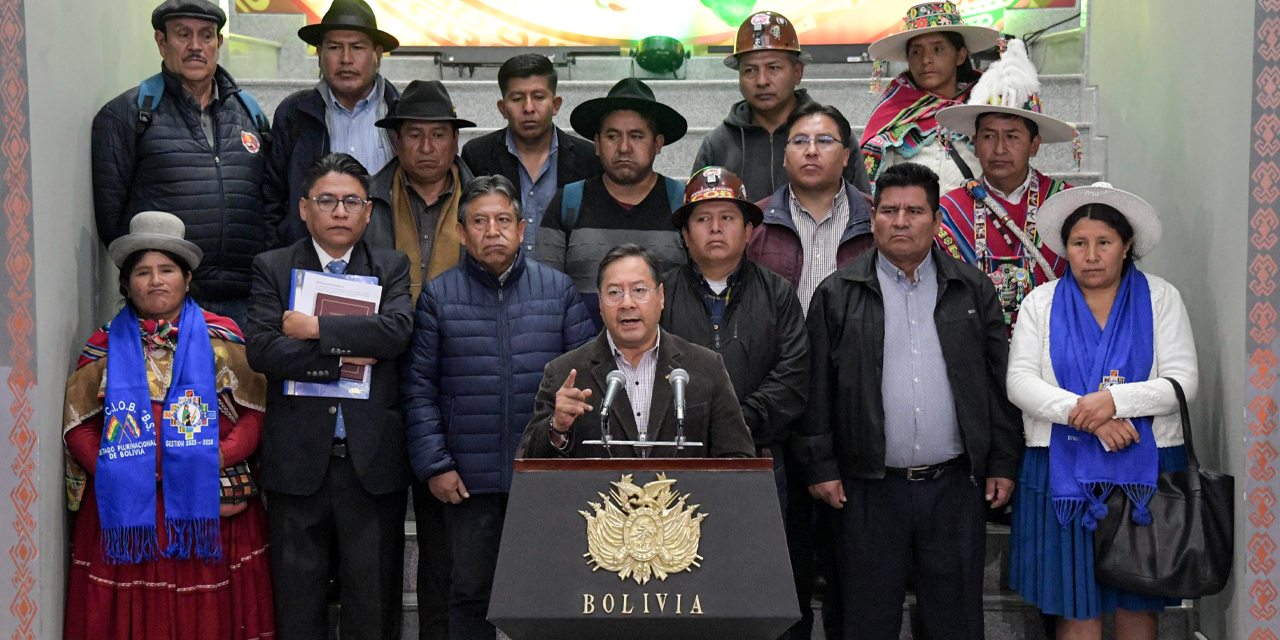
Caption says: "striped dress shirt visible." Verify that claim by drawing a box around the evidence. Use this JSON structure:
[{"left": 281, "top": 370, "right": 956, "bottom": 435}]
[
  {"left": 789, "top": 183, "right": 850, "bottom": 315},
  {"left": 606, "top": 331, "right": 661, "bottom": 441}
]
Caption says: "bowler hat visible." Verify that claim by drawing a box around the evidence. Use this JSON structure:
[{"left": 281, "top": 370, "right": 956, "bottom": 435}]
[
  {"left": 298, "top": 0, "right": 399, "bottom": 52},
  {"left": 375, "top": 80, "right": 476, "bottom": 130},
  {"left": 151, "top": 0, "right": 226, "bottom": 31},
  {"left": 108, "top": 211, "right": 204, "bottom": 271},
  {"left": 570, "top": 78, "right": 687, "bottom": 144}
]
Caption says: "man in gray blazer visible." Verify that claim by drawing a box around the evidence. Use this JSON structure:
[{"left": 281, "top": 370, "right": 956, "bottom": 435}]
[{"left": 520, "top": 243, "right": 755, "bottom": 459}]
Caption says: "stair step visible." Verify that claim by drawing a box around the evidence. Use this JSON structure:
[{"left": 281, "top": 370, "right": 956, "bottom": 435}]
[{"left": 239, "top": 74, "right": 1090, "bottom": 132}]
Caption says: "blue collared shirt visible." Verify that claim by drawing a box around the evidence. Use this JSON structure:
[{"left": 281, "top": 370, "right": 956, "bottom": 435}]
[
  {"left": 327, "top": 80, "right": 389, "bottom": 175},
  {"left": 876, "top": 251, "right": 963, "bottom": 468},
  {"left": 505, "top": 128, "right": 560, "bottom": 252}
]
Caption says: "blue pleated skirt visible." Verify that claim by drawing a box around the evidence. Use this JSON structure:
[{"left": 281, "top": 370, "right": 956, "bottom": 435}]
[{"left": 1009, "top": 445, "right": 1186, "bottom": 620}]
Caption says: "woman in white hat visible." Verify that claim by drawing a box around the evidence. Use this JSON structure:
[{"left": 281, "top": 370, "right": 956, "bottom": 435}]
[
  {"left": 861, "top": 1, "right": 1002, "bottom": 194},
  {"left": 1005, "top": 184, "right": 1198, "bottom": 639},
  {"left": 61, "top": 211, "right": 274, "bottom": 639}
]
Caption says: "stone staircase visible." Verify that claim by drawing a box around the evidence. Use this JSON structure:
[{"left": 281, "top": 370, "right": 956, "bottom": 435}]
[
  {"left": 228, "top": 6, "right": 1202, "bottom": 640},
  {"left": 229, "top": 13, "right": 1104, "bottom": 187}
]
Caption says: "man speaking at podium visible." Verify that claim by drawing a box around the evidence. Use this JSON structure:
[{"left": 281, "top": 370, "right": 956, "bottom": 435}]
[{"left": 519, "top": 244, "right": 755, "bottom": 459}]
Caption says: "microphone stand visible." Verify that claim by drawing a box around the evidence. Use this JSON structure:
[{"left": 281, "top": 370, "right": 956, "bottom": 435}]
[{"left": 598, "top": 406, "right": 613, "bottom": 459}]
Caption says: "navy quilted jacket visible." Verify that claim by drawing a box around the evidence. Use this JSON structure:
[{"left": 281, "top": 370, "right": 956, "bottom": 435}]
[
  {"left": 402, "top": 250, "right": 595, "bottom": 493},
  {"left": 92, "top": 66, "right": 267, "bottom": 302}
]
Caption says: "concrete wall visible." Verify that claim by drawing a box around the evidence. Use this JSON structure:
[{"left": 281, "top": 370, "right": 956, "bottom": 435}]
[
  {"left": 1087, "top": 1, "right": 1255, "bottom": 637},
  {"left": 25, "top": 1, "right": 173, "bottom": 636}
]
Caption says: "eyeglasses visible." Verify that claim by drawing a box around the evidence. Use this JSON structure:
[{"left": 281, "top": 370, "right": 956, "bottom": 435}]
[
  {"left": 310, "top": 195, "right": 369, "bottom": 214},
  {"left": 601, "top": 286, "right": 656, "bottom": 306},
  {"left": 787, "top": 135, "right": 843, "bottom": 151}
]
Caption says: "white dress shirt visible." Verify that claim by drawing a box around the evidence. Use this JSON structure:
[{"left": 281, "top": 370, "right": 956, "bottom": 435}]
[
  {"left": 312, "top": 240, "right": 354, "bottom": 270},
  {"left": 1006, "top": 273, "right": 1199, "bottom": 447}
]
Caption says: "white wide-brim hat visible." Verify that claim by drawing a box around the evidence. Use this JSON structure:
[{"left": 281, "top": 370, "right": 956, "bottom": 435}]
[
  {"left": 1038, "top": 182, "right": 1162, "bottom": 258},
  {"left": 107, "top": 210, "right": 203, "bottom": 270},
  {"left": 867, "top": 1, "right": 1001, "bottom": 63},
  {"left": 936, "top": 104, "right": 1077, "bottom": 143}
]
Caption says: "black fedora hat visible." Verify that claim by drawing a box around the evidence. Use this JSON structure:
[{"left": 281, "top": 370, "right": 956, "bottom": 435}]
[
  {"left": 570, "top": 78, "right": 687, "bottom": 144},
  {"left": 298, "top": 0, "right": 399, "bottom": 52},
  {"left": 375, "top": 80, "right": 476, "bottom": 130}
]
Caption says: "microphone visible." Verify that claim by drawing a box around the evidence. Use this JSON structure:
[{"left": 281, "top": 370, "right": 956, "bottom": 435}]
[
  {"left": 600, "top": 370, "right": 626, "bottom": 446},
  {"left": 669, "top": 368, "right": 689, "bottom": 447}
]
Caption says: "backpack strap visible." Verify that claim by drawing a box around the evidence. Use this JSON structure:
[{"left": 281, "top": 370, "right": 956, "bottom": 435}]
[
  {"left": 560, "top": 180, "right": 586, "bottom": 230},
  {"left": 664, "top": 176, "right": 685, "bottom": 212},
  {"left": 135, "top": 73, "right": 166, "bottom": 135},
  {"left": 233, "top": 89, "right": 273, "bottom": 147}
]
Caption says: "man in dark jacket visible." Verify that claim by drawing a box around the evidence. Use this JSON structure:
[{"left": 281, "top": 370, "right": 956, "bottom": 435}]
[
  {"left": 263, "top": 0, "right": 401, "bottom": 249},
  {"left": 366, "top": 80, "right": 477, "bottom": 303},
  {"left": 520, "top": 244, "right": 755, "bottom": 460},
  {"left": 659, "top": 166, "right": 807, "bottom": 511},
  {"left": 245, "top": 153, "right": 415, "bottom": 640},
  {"left": 402, "top": 176, "right": 594, "bottom": 640},
  {"left": 460, "top": 54, "right": 602, "bottom": 254},
  {"left": 92, "top": 0, "right": 269, "bottom": 326},
  {"left": 693, "top": 10, "right": 870, "bottom": 200},
  {"left": 745, "top": 101, "right": 875, "bottom": 640},
  {"left": 799, "top": 162, "right": 1022, "bottom": 640}
]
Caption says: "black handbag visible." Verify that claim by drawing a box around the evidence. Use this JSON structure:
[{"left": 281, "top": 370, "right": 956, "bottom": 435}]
[{"left": 1092, "top": 377, "right": 1234, "bottom": 598}]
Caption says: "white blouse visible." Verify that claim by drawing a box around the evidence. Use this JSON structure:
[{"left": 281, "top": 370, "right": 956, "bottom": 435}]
[{"left": 1006, "top": 273, "right": 1199, "bottom": 448}]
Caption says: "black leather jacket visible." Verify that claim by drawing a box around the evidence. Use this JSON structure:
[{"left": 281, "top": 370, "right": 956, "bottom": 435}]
[{"left": 796, "top": 246, "right": 1023, "bottom": 483}]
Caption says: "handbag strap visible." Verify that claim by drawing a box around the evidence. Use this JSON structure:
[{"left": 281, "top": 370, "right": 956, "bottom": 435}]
[{"left": 1162, "top": 377, "right": 1200, "bottom": 471}]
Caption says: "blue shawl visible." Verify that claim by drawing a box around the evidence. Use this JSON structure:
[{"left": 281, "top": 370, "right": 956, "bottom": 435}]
[
  {"left": 97, "top": 298, "right": 221, "bottom": 563},
  {"left": 1048, "top": 266, "right": 1159, "bottom": 530}
]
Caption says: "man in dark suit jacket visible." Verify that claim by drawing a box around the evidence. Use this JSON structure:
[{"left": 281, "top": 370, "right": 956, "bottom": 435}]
[
  {"left": 459, "top": 54, "right": 602, "bottom": 255},
  {"left": 246, "top": 152, "right": 414, "bottom": 640},
  {"left": 520, "top": 244, "right": 755, "bottom": 459}
]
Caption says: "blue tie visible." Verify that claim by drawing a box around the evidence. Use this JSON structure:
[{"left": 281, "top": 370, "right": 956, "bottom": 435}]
[{"left": 326, "top": 258, "right": 348, "bottom": 439}]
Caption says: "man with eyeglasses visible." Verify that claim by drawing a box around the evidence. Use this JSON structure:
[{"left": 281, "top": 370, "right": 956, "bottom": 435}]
[
  {"left": 744, "top": 100, "right": 874, "bottom": 640},
  {"left": 246, "top": 152, "right": 416, "bottom": 640},
  {"left": 798, "top": 162, "right": 1020, "bottom": 640},
  {"left": 402, "top": 175, "right": 594, "bottom": 639},
  {"left": 93, "top": 0, "right": 273, "bottom": 329},
  {"left": 520, "top": 243, "right": 755, "bottom": 460},
  {"left": 694, "top": 11, "right": 870, "bottom": 201}
]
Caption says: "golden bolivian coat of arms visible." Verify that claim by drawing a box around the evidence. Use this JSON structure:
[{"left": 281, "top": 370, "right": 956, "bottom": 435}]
[{"left": 579, "top": 473, "right": 707, "bottom": 585}]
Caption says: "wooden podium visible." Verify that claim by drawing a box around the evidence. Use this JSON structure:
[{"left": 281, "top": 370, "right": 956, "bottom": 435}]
[{"left": 488, "top": 458, "right": 799, "bottom": 640}]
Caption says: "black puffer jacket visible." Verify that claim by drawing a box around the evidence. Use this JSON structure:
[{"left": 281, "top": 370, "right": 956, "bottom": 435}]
[
  {"left": 659, "top": 259, "right": 809, "bottom": 447},
  {"left": 92, "top": 65, "right": 268, "bottom": 302}
]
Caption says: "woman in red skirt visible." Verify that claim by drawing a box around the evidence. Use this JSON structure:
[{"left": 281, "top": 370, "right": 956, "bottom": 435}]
[{"left": 61, "top": 211, "right": 274, "bottom": 640}]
